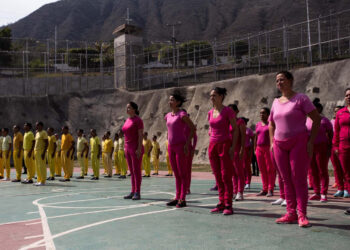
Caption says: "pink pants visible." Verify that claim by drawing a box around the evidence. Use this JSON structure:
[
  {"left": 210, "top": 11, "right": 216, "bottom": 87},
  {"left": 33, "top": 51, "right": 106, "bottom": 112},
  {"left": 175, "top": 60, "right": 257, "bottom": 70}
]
[
  {"left": 168, "top": 143, "right": 189, "bottom": 201},
  {"left": 244, "top": 147, "right": 252, "bottom": 185},
  {"left": 256, "top": 145, "right": 276, "bottom": 192},
  {"left": 271, "top": 150, "right": 285, "bottom": 199},
  {"left": 310, "top": 143, "right": 330, "bottom": 195},
  {"left": 208, "top": 140, "right": 233, "bottom": 205},
  {"left": 338, "top": 145, "right": 350, "bottom": 192},
  {"left": 331, "top": 147, "right": 347, "bottom": 190},
  {"left": 186, "top": 146, "right": 195, "bottom": 192},
  {"left": 125, "top": 145, "right": 144, "bottom": 194},
  {"left": 232, "top": 149, "right": 245, "bottom": 194},
  {"left": 273, "top": 133, "right": 309, "bottom": 216}
]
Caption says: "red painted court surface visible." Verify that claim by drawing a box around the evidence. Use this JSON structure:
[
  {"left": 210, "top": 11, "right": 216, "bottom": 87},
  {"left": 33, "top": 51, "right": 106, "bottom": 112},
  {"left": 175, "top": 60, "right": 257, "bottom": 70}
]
[{"left": 0, "top": 168, "right": 349, "bottom": 250}]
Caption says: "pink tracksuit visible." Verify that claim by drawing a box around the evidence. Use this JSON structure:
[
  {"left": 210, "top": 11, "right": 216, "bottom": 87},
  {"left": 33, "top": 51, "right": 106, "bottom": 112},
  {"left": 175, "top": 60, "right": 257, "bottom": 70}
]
[
  {"left": 330, "top": 119, "right": 343, "bottom": 189},
  {"left": 165, "top": 110, "right": 191, "bottom": 201},
  {"left": 185, "top": 125, "right": 197, "bottom": 192},
  {"left": 244, "top": 128, "right": 254, "bottom": 185},
  {"left": 231, "top": 118, "right": 245, "bottom": 194},
  {"left": 306, "top": 117, "right": 332, "bottom": 195},
  {"left": 255, "top": 121, "right": 276, "bottom": 192},
  {"left": 333, "top": 106, "right": 350, "bottom": 192},
  {"left": 122, "top": 116, "right": 145, "bottom": 194},
  {"left": 208, "top": 106, "right": 236, "bottom": 206},
  {"left": 270, "top": 93, "right": 315, "bottom": 216}
]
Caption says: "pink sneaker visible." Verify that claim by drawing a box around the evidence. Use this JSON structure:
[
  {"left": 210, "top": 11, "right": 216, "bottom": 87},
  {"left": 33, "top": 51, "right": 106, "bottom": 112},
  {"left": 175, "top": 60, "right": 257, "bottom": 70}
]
[
  {"left": 223, "top": 206, "right": 233, "bottom": 215},
  {"left": 276, "top": 213, "right": 298, "bottom": 224},
  {"left": 298, "top": 215, "right": 311, "bottom": 228},
  {"left": 308, "top": 194, "right": 321, "bottom": 201},
  {"left": 320, "top": 195, "right": 327, "bottom": 202},
  {"left": 210, "top": 203, "right": 225, "bottom": 213}
]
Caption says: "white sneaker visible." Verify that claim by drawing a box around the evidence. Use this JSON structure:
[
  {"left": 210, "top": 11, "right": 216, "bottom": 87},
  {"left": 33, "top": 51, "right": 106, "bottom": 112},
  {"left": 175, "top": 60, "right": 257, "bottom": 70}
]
[
  {"left": 281, "top": 200, "right": 287, "bottom": 206},
  {"left": 3, "top": 178, "right": 9, "bottom": 181},
  {"left": 34, "top": 182, "right": 45, "bottom": 186},
  {"left": 271, "top": 198, "right": 284, "bottom": 205},
  {"left": 244, "top": 184, "right": 250, "bottom": 190},
  {"left": 235, "top": 192, "right": 243, "bottom": 201}
]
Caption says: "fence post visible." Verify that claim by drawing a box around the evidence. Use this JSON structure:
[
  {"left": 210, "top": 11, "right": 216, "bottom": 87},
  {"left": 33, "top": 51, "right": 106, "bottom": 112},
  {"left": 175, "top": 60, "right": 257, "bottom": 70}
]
[
  {"left": 213, "top": 37, "right": 217, "bottom": 81},
  {"left": 233, "top": 39, "right": 237, "bottom": 78},
  {"left": 337, "top": 16, "right": 340, "bottom": 56},
  {"left": 258, "top": 33, "right": 261, "bottom": 74},
  {"left": 318, "top": 16, "right": 322, "bottom": 62},
  {"left": 193, "top": 46, "right": 197, "bottom": 82}
]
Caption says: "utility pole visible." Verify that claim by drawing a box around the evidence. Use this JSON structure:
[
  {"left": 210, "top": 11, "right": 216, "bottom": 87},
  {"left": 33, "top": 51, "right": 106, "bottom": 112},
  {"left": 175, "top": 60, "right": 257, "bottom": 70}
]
[
  {"left": 306, "top": 0, "right": 312, "bottom": 65},
  {"left": 166, "top": 21, "right": 182, "bottom": 70},
  {"left": 54, "top": 26, "right": 57, "bottom": 73}
]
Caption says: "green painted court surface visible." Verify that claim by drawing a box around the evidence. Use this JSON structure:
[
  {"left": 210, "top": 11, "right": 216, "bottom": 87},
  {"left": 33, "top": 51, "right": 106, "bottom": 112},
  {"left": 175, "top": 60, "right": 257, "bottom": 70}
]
[{"left": 0, "top": 171, "right": 349, "bottom": 250}]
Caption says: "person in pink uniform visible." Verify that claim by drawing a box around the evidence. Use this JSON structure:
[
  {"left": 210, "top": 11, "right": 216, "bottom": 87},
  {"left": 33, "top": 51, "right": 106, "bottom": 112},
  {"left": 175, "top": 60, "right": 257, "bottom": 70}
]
[
  {"left": 306, "top": 98, "right": 333, "bottom": 202},
  {"left": 122, "top": 102, "right": 144, "bottom": 201},
  {"left": 334, "top": 88, "right": 350, "bottom": 203},
  {"left": 228, "top": 104, "right": 245, "bottom": 201},
  {"left": 208, "top": 87, "right": 238, "bottom": 215},
  {"left": 331, "top": 106, "right": 347, "bottom": 197},
  {"left": 269, "top": 71, "right": 321, "bottom": 228},
  {"left": 165, "top": 93, "right": 196, "bottom": 208},
  {"left": 254, "top": 108, "right": 276, "bottom": 197},
  {"left": 243, "top": 118, "right": 254, "bottom": 189}
]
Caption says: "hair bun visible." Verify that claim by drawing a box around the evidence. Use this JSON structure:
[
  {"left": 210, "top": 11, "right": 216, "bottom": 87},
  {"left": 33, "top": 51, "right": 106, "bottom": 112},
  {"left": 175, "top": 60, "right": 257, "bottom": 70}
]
[{"left": 313, "top": 98, "right": 320, "bottom": 105}]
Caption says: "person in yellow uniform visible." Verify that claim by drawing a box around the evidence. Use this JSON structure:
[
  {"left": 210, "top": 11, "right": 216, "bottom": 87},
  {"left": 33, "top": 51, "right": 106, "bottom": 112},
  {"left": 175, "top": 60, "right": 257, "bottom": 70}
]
[
  {"left": 34, "top": 122, "right": 48, "bottom": 186},
  {"left": 54, "top": 133, "right": 62, "bottom": 176},
  {"left": 142, "top": 132, "right": 152, "bottom": 178},
  {"left": 0, "top": 130, "right": 3, "bottom": 179},
  {"left": 82, "top": 134, "right": 89, "bottom": 176},
  {"left": 90, "top": 129, "right": 101, "bottom": 180},
  {"left": 46, "top": 128, "right": 57, "bottom": 181},
  {"left": 69, "top": 143, "right": 75, "bottom": 178},
  {"left": 76, "top": 129, "right": 89, "bottom": 179},
  {"left": 2, "top": 128, "right": 12, "bottom": 181},
  {"left": 165, "top": 140, "right": 173, "bottom": 176},
  {"left": 59, "top": 126, "right": 74, "bottom": 182},
  {"left": 22, "top": 123, "right": 35, "bottom": 184},
  {"left": 12, "top": 125, "right": 23, "bottom": 182},
  {"left": 113, "top": 133, "right": 120, "bottom": 176},
  {"left": 102, "top": 131, "right": 113, "bottom": 178},
  {"left": 101, "top": 135, "right": 107, "bottom": 175},
  {"left": 151, "top": 135, "right": 160, "bottom": 176},
  {"left": 118, "top": 130, "right": 127, "bottom": 179}
]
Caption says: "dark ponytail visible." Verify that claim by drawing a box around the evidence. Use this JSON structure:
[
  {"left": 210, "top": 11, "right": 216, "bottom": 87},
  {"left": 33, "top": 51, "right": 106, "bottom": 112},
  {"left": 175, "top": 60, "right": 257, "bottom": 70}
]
[
  {"left": 212, "top": 87, "right": 227, "bottom": 101},
  {"left": 129, "top": 102, "right": 140, "bottom": 115},
  {"left": 171, "top": 91, "right": 186, "bottom": 107},
  {"left": 313, "top": 98, "right": 323, "bottom": 113}
]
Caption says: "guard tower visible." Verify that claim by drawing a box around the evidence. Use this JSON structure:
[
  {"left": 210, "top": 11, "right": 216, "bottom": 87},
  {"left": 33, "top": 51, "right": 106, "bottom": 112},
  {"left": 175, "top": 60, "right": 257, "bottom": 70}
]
[{"left": 113, "top": 24, "right": 144, "bottom": 90}]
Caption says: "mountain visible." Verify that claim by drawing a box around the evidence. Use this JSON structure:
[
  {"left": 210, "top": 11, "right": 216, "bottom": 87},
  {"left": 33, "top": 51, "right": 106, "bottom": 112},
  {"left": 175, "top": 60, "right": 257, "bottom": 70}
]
[{"left": 8, "top": 0, "right": 350, "bottom": 42}]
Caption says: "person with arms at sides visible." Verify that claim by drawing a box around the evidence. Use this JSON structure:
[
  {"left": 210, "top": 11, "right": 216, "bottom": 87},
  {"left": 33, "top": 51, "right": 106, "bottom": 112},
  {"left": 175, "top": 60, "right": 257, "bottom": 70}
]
[
  {"left": 12, "top": 125, "right": 23, "bottom": 182},
  {"left": 34, "top": 122, "right": 49, "bottom": 186},
  {"left": 46, "top": 128, "right": 56, "bottom": 181},
  {"left": 113, "top": 133, "right": 120, "bottom": 176},
  {"left": 76, "top": 129, "right": 89, "bottom": 179},
  {"left": 102, "top": 131, "right": 114, "bottom": 178},
  {"left": 54, "top": 133, "right": 62, "bottom": 177},
  {"left": 2, "top": 128, "right": 12, "bottom": 181},
  {"left": 151, "top": 135, "right": 160, "bottom": 176},
  {"left": 142, "top": 132, "right": 152, "bottom": 178},
  {"left": 60, "top": 126, "right": 74, "bottom": 182},
  {"left": 117, "top": 130, "right": 127, "bottom": 179},
  {"left": 165, "top": 139, "right": 173, "bottom": 176},
  {"left": 22, "top": 123, "right": 35, "bottom": 184},
  {"left": 90, "top": 129, "right": 101, "bottom": 180},
  {"left": 0, "top": 130, "right": 4, "bottom": 179},
  {"left": 243, "top": 118, "right": 254, "bottom": 190}
]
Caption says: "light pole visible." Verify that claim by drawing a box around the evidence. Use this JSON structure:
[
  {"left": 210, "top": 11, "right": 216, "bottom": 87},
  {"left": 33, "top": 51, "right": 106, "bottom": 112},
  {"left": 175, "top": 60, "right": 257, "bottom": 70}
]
[
  {"left": 166, "top": 21, "right": 182, "bottom": 70},
  {"left": 306, "top": 0, "right": 312, "bottom": 65}
]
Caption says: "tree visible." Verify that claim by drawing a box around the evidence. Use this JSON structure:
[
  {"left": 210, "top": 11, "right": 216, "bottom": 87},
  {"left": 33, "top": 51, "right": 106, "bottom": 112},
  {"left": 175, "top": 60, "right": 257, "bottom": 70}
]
[{"left": 0, "top": 27, "right": 12, "bottom": 67}]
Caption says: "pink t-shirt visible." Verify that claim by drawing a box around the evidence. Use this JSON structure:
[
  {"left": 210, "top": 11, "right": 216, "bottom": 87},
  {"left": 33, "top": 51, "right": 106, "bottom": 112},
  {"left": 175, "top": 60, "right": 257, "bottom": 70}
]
[
  {"left": 306, "top": 116, "right": 332, "bottom": 145},
  {"left": 230, "top": 118, "right": 245, "bottom": 149},
  {"left": 333, "top": 107, "right": 350, "bottom": 149},
  {"left": 331, "top": 119, "right": 335, "bottom": 132},
  {"left": 208, "top": 106, "right": 236, "bottom": 143},
  {"left": 165, "top": 110, "right": 188, "bottom": 145},
  {"left": 245, "top": 128, "right": 254, "bottom": 147},
  {"left": 255, "top": 121, "right": 270, "bottom": 146},
  {"left": 269, "top": 93, "right": 315, "bottom": 141},
  {"left": 183, "top": 117, "right": 197, "bottom": 149},
  {"left": 122, "top": 116, "right": 144, "bottom": 147}
]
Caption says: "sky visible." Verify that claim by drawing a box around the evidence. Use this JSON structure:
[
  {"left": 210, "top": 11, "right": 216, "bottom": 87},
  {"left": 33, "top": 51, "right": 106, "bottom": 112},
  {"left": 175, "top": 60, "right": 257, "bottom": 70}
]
[{"left": 0, "top": 0, "right": 59, "bottom": 26}]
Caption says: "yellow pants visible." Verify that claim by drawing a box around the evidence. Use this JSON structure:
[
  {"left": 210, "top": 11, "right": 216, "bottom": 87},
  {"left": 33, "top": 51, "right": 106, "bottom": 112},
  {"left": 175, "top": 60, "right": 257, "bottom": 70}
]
[
  {"left": 77, "top": 152, "right": 85, "bottom": 177},
  {"left": 152, "top": 157, "right": 159, "bottom": 174},
  {"left": 166, "top": 153, "right": 173, "bottom": 175},
  {"left": 113, "top": 152, "right": 120, "bottom": 175},
  {"left": 142, "top": 154, "right": 151, "bottom": 176},
  {"left": 2, "top": 151, "right": 11, "bottom": 179},
  {"left": 61, "top": 150, "right": 71, "bottom": 179},
  {"left": 55, "top": 151, "right": 62, "bottom": 176},
  {"left": 91, "top": 152, "right": 100, "bottom": 177},
  {"left": 84, "top": 156, "right": 88, "bottom": 175},
  {"left": 0, "top": 151, "right": 3, "bottom": 177},
  {"left": 103, "top": 153, "right": 112, "bottom": 176},
  {"left": 69, "top": 153, "right": 74, "bottom": 177},
  {"left": 47, "top": 152, "right": 55, "bottom": 178},
  {"left": 24, "top": 150, "right": 35, "bottom": 180},
  {"left": 13, "top": 150, "right": 24, "bottom": 180},
  {"left": 34, "top": 150, "right": 46, "bottom": 184},
  {"left": 118, "top": 150, "right": 127, "bottom": 176}
]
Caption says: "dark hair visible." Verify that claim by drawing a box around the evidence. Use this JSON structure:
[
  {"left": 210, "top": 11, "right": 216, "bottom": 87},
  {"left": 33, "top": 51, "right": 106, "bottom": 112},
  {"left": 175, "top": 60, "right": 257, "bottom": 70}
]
[
  {"left": 261, "top": 107, "right": 270, "bottom": 115},
  {"left": 335, "top": 105, "right": 344, "bottom": 109},
  {"left": 3, "top": 128, "right": 9, "bottom": 133},
  {"left": 144, "top": 132, "right": 148, "bottom": 136},
  {"left": 118, "top": 129, "right": 124, "bottom": 136},
  {"left": 345, "top": 87, "right": 350, "bottom": 93},
  {"left": 313, "top": 98, "right": 323, "bottom": 113},
  {"left": 212, "top": 87, "right": 227, "bottom": 101},
  {"left": 37, "top": 121, "right": 44, "bottom": 127},
  {"left": 129, "top": 102, "right": 140, "bottom": 115},
  {"left": 14, "top": 125, "right": 20, "bottom": 130},
  {"left": 106, "top": 131, "right": 111, "bottom": 136},
  {"left": 24, "top": 122, "right": 32, "bottom": 129},
  {"left": 228, "top": 104, "right": 239, "bottom": 112},
  {"left": 48, "top": 127, "right": 54, "bottom": 132},
  {"left": 63, "top": 126, "right": 69, "bottom": 130},
  {"left": 242, "top": 117, "right": 249, "bottom": 125},
  {"left": 77, "top": 129, "right": 84, "bottom": 133},
  {"left": 153, "top": 135, "right": 157, "bottom": 139},
  {"left": 277, "top": 71, "right": 294, "bottom": 82},
  {"left": 91, "top": 129, "right": 96, "bottom": 134},
  {"left": 171, "top": 92, "right": 186, "bottom": 107}
]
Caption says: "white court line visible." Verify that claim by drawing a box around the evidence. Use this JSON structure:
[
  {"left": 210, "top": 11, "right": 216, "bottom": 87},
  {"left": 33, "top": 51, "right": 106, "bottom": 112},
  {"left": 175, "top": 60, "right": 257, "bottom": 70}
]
[
  {"left": 36, "top": 204, "right": 55, "bottom": 250},
  {"left": 25, "top": 221, "right": 42, "bottom": 226},
  {"left": 20, "top": 208, "right": 177, "bottom": 250},
  {"left": 24, "top": 235, "right": 43, "bottom": 240},
  {"left": 26, "top": 211, "right": 39, "bottom": 215}
]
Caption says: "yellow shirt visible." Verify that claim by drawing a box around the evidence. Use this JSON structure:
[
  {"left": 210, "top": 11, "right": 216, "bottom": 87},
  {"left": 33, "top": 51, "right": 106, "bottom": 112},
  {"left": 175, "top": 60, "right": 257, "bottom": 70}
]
[
  {"left": 113, "top": 140, "right": 119, "bottom": 153},
  {"left": 118, "top": 138, "right": 124, "bottom": 151},
  {"left": 77, "top": 137, "right": 88, "bottom": 152},
  {"left": 23, "top": 131, "right": 35, "bottom": 151},
  {"left": 2, "top": 135, "right": 12, "bottom": 151},
  {"left": 56, "top": 139, "right": 61, "bottom": 151},
  {"left": 47, "top": 135, "right": 57, "bottom": 154},
  {"left": 90, "top": 136, "right": 100, "bottom": 153},
  {"left": 0, "top": 136, "right": 3, "bottom": 151},
  {"left": 34, "top": 131, "right": 48, "bottom": 151},
  {"left": 13, "top": 132, "right": 23, "bottom": 151},
  {"left": 151, "top": 141, "right": 160, "bottom": 157},
  {"left": 103, "top": 139, "right": 113, "bottom": 153},
  {"left": 143, "top": 139, "right": 152, "bottom": 154},
  {"left": 61, "top": 133, "right": 73, "bottom": 151}
]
